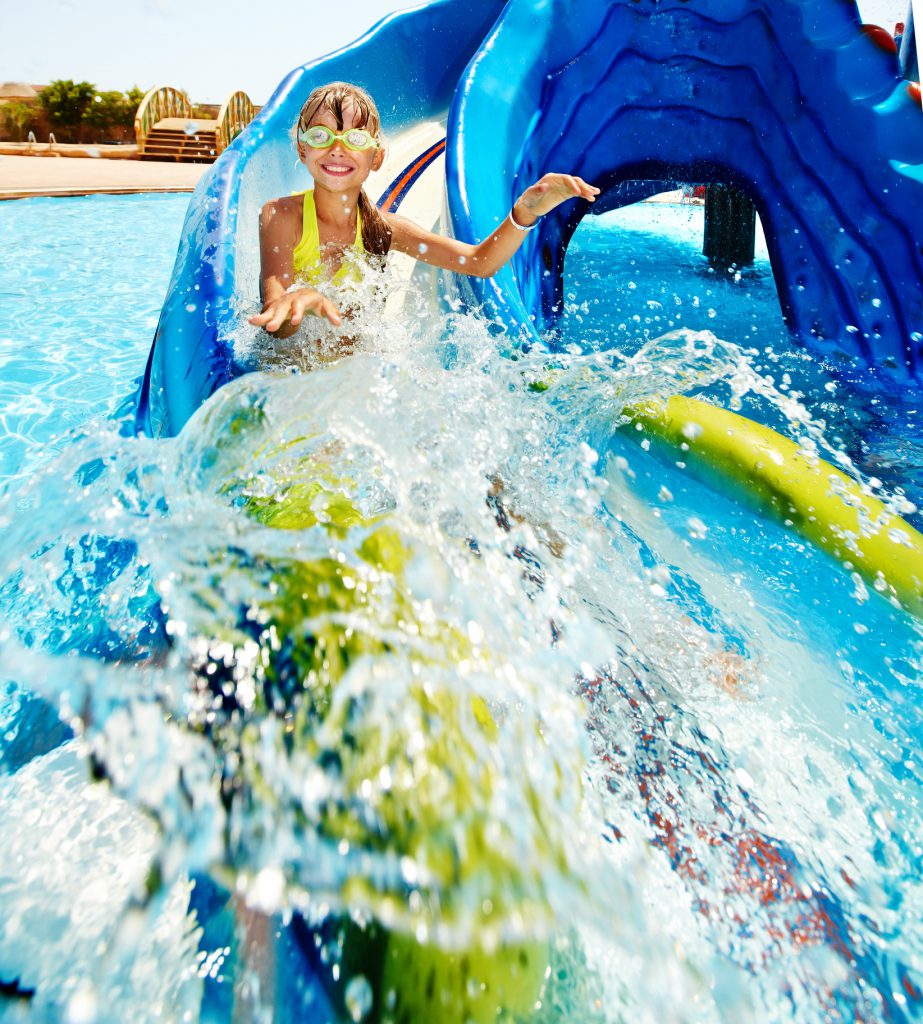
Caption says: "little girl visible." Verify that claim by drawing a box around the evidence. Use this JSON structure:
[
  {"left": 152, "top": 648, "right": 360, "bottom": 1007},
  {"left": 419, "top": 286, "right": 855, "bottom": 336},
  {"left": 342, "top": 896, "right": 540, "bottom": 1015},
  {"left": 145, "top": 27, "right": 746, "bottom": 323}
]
[{"left": 248, "top": 81, "right": 599, "bottom": 337}]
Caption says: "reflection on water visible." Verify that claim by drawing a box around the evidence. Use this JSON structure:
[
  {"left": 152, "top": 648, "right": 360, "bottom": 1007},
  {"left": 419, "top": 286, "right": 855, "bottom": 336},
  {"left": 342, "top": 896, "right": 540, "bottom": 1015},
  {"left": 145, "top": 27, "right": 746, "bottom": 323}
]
[{"left": 0, "top": 198, "right": 922, "bottom": 1022}]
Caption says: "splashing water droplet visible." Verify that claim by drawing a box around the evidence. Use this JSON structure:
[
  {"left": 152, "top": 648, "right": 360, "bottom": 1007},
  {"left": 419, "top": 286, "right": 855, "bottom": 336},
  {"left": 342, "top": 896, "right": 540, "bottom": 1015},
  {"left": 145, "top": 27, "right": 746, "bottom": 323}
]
[
  {"left": 64, "top": 984, "right": 98, "bottom": 1024},
  {"left": 345, "top": 975, "right": 373, "bottom": 1021},
  {"left": 686, "top": 516, "right": 708, "bottom": 539}
]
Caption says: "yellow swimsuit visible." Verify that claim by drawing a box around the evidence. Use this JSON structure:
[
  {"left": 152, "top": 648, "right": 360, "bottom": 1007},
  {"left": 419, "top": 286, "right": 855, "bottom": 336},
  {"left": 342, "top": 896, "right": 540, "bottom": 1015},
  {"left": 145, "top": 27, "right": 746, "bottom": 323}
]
[{"left": 292, "top": 189, "right": 365, "bottom": 287}]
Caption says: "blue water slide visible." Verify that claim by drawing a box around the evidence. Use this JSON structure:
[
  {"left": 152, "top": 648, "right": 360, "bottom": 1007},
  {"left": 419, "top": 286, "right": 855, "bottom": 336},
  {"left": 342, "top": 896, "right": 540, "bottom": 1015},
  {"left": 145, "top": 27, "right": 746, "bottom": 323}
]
[
  {"left": 448, "top": 0, "right": 923, "bottom": 374},
  {"left": 135, "top": 0, "right": 505, "bottom": 439}
]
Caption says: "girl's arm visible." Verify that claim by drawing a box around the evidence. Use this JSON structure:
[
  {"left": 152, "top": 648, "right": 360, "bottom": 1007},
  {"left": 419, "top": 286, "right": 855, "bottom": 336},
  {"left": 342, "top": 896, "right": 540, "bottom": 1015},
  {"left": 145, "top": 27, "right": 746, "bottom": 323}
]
[
  {"left": 387, "top": 173, "right": 599, "bottom": 278},
  {"left": 248, "top": 198, "right": 343, "bottom": 335}
]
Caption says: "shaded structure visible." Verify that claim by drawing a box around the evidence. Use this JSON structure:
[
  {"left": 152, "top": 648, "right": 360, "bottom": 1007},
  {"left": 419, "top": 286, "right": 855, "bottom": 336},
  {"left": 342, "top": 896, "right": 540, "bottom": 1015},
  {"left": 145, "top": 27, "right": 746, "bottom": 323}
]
[{"left": 703, "top": 184, "right": 756, "bottom": 270}]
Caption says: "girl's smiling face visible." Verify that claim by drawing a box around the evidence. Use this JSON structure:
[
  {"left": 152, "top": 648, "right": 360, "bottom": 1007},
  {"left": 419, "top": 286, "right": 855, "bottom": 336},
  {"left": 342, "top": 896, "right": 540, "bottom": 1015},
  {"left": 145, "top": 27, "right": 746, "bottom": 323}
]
[{"left": 298, "top": 99, "right": 383, "bottom": 194}]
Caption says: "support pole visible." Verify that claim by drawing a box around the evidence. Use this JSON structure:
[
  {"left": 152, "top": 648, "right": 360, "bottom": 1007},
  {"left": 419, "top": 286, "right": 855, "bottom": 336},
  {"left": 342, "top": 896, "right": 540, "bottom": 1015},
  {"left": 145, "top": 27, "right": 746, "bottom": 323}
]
[
  {"left": 703, "top": 183, "right": 756, "bottom": 269},
  {"left": 899, "top": 1, "right": 919, "bottom": 82},
  {"left": 905, "top": 0, "right": 921, "bottom": 96},
  {"left": 913, "top": 0, "right": 922, "bottom": 90}
]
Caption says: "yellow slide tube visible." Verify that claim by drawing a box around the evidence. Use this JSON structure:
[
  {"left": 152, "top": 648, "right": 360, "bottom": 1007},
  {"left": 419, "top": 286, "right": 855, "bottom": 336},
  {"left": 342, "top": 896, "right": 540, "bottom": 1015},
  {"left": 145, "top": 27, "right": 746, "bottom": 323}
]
[{"left": 623, "top": 395, "right": 923, "bottom": 617}]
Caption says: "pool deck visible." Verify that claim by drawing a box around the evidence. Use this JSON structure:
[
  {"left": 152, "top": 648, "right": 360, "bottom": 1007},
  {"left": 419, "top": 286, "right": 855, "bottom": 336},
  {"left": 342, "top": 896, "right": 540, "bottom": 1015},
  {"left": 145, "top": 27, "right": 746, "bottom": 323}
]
[{"left": 0, "top": 155, "right": 208, "bottom": 201}]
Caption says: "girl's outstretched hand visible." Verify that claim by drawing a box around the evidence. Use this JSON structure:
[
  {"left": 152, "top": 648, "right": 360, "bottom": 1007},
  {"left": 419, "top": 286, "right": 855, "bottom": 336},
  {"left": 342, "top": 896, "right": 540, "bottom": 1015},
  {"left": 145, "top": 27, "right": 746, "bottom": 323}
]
[
  {"left": 513, "top": 173, "right": 600, "bottom": 226},
  {"left": 248, "top": 287, "right": 343, "bottom": 333}
]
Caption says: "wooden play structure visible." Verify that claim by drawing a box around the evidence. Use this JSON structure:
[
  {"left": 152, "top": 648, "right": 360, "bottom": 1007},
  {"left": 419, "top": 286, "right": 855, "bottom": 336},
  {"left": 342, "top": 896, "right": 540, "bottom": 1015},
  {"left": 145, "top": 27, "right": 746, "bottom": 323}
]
[{"left": 134, "top": 86, "right": 255, "bottom": 162}]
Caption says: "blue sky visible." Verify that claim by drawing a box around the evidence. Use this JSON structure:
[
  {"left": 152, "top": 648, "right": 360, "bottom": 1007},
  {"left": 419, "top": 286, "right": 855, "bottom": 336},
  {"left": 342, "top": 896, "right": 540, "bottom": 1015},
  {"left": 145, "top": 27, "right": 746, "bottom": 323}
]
[
  {"left": 1, "top": 0, "right": 412, "bottom": 103},
  {"left": 0, "top": 0, "right": 909, "bottom": 104}
]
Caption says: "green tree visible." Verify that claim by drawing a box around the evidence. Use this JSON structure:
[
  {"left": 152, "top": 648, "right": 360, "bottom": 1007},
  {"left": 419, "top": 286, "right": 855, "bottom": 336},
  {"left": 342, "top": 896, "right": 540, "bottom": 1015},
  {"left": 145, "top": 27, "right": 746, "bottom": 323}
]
[
  {"left": 83, "top": 90, "right": 131, "bottom": 132},
  {"left": 39, "top": 79, "right": 96, "bottom": 140},
  {"left": 1, "top": 100, "right": 34, "bottom": 141},
  {"left": 125, "top": 86, "right": 146, "bottom": 112}
]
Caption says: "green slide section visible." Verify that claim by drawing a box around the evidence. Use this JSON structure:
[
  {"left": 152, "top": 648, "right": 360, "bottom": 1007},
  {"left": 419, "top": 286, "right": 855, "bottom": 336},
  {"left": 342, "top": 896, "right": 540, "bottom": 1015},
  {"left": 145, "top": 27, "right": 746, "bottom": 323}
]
[{"left": 623, "top": 395, "right": 923, "bottom": 617}]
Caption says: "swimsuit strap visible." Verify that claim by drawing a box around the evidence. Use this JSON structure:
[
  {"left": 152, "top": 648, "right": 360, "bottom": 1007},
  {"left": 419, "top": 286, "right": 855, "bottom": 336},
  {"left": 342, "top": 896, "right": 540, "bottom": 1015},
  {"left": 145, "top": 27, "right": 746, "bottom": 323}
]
[{"left": 292, "top": 189, "right": 365, "bottom": 287}]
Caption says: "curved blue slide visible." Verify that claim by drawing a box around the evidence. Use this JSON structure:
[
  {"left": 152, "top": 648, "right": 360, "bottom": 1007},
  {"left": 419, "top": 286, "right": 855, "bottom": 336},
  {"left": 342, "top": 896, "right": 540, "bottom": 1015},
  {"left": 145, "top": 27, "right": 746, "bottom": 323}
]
[
  {"left": 137, "top": 0, "right": 923, "bottom": 440},
  {"left": 448, "top": 0, "right": 923, "bottom": 373},
  {"left": 135, "top": 0, "right": 504, "bottom": 438}
]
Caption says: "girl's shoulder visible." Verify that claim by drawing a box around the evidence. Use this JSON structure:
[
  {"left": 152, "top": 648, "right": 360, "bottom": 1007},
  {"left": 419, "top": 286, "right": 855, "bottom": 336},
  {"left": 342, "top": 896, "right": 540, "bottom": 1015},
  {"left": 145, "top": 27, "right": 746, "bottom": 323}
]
[
  {"left": 260, "top": 193, "right": 304, "bottom": 220},
  {"left": 258, "top": 195, "right": 305, "bottom": 248}
]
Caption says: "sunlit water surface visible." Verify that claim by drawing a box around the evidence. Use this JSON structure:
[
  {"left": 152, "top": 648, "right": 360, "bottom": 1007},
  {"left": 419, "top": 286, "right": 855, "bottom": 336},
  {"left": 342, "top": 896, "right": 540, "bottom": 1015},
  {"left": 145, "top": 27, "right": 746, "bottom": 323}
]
[{"left": 1, "top": 194, "right": 922, "bottom": 1024}]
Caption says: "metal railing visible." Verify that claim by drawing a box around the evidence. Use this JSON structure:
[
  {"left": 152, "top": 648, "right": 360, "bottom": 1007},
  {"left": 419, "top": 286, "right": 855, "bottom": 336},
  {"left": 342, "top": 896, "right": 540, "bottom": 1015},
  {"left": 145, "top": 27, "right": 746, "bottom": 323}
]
[
  {"left": 134, "top": 86, "right": 193, "bottom": 149},
  {"left": 25, "top": 131, "right": 57, "bottom": 154},
  {"left": 216, "top": 90, "right": 254, "bottom": 154}
]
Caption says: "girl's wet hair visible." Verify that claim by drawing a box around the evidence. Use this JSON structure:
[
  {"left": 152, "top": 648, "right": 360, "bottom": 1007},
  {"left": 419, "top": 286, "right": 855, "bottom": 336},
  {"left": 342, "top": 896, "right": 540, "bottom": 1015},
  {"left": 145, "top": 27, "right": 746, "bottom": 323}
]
[{"left": 296, "top": 82, "right": 392, "bottom": 258}]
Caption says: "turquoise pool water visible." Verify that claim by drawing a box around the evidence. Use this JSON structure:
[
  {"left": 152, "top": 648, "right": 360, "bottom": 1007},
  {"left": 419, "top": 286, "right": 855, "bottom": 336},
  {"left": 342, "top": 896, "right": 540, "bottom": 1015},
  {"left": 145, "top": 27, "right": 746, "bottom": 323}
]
[
  {"left": 1, "top": 193, "right": 922, "bottom": 1024},
  {"left": 0, "top": 194, "right": 189, "bottom": 489}
]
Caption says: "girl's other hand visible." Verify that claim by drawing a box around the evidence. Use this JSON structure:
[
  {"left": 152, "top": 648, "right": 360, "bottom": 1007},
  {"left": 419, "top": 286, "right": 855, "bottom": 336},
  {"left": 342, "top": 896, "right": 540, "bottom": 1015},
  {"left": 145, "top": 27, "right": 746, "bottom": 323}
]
[
  {"left": 513, "top": 174, "right": 600, "bottom": 226},
  {"left": 248, "top": 287, "right": 343, "bottom": 333}
]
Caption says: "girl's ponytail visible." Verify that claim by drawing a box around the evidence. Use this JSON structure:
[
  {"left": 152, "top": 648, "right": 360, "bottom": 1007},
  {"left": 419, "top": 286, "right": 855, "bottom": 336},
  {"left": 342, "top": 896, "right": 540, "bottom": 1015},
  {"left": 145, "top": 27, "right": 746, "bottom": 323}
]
[{"left": 358, "top": 188, "right": 392, "bottom": 258}]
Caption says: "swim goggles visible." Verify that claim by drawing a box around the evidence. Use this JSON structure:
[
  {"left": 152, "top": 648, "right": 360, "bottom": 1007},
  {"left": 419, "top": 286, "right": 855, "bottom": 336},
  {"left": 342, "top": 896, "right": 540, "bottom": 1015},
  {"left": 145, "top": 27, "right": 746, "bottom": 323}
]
[{"left": 298, "top": 124, "right": 379, "bottom": 152}]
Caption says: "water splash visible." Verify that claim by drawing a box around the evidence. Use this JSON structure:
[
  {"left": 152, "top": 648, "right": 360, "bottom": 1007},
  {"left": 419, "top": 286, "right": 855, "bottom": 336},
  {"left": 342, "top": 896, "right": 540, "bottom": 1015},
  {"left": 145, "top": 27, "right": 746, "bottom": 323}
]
[{"left": 1, "top": 213, "right": 922, "bottom": 1021}]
